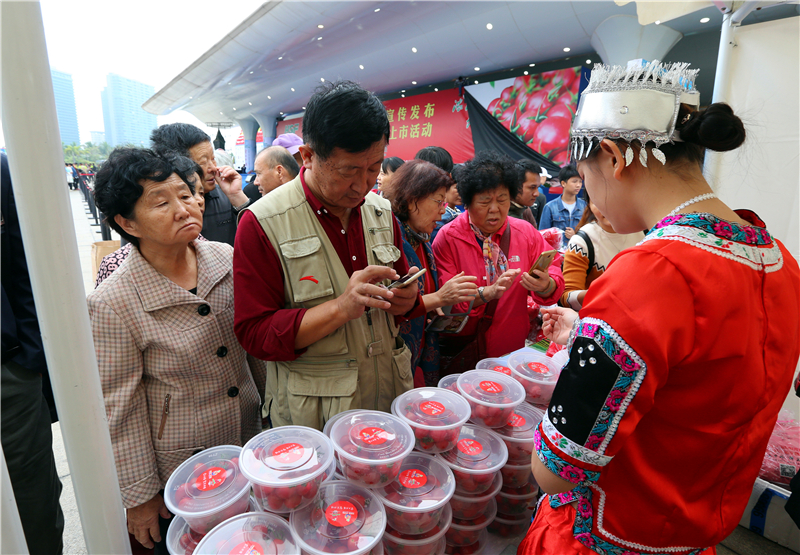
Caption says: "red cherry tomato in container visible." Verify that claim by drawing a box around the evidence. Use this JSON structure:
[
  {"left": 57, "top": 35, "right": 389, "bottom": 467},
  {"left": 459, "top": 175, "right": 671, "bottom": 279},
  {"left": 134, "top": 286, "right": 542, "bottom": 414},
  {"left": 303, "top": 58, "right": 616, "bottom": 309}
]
[
  {"left": 392, "top": 388, "right": 471, "bottom": 454},
  {"left": 435, "top": 424, "right": 507, "bottom": 495},
  {"left": 487, "top": 510, "right": 534, "bottom": 536},
  {"left": 495, "top": 477, "right": 540, "bottom": 516},
  {"left": 448, "top": 471, "right": 502, "bottom": 521},
  {"left": 438, "top": 374, "right": 461, "bottom": 394},
  {"left": 444, "top": 498, "right": 496, "bottom": 546},
  {"left": 457, "top": 371, "right": 525, "bottom": 429},
  {"left": 506, "top": 352, "right": 560, "bottom": 406},
  {"left": 444, "top": 528, "right": 488, "bottom": 555},
  {"left": 192, "top": 509, "right": 299, "bottom": 555},
  {"left": 382, "top": 503, "right": 451, "bottom": 555},
  {"left": 493, "top": 403, "right": 545, "bottom": 465}
]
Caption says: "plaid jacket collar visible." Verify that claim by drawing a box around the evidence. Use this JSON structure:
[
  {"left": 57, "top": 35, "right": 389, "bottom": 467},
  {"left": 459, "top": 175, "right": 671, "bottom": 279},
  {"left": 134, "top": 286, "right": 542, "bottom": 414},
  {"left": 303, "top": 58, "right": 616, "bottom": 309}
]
[{"left": 126, "top": 240, "right": 230, "bottom": 312}]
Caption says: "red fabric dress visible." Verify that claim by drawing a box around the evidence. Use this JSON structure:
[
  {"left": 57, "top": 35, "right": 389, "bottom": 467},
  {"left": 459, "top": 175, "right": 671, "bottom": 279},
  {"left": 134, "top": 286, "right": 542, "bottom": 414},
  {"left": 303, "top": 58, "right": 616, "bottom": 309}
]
[{"left": 518, "top": 211, "right": 800, "bottom": 555}]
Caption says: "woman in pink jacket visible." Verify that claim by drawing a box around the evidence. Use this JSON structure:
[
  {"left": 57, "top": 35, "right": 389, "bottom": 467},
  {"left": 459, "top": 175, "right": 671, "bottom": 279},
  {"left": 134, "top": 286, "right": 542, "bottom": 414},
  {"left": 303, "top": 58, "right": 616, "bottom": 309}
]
[{"left": 432, "top": 150, "right": 564, "bottom": 370}]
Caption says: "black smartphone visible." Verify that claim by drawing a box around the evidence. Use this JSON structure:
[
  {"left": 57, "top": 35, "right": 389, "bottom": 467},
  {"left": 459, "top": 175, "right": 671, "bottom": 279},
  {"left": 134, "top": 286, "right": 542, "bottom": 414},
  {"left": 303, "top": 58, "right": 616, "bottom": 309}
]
[{"left": 387, "top": 268, "right": 427, "bottom": 290}]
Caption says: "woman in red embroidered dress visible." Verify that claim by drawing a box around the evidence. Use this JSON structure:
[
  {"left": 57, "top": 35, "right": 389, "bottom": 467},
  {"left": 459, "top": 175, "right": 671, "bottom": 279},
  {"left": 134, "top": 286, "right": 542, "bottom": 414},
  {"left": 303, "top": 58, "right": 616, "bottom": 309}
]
[{"left": 518, "top": 62, "right": 800, "bottom": 555}]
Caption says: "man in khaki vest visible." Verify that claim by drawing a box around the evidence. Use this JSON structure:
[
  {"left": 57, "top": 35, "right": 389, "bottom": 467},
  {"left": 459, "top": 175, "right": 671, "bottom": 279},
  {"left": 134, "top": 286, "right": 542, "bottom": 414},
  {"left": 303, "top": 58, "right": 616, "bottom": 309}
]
[{"left": 233, "top": 80, "right": 422, "bottom": 430}]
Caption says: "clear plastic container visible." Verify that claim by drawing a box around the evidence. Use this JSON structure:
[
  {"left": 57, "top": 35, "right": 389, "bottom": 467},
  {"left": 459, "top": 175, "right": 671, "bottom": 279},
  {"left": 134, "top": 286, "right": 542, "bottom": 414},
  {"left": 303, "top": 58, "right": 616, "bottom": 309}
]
[
  {"left": 448, "top": 471, "right": 502, "bottom": 521},
  {"left": 493, "top": 404, "right": 544, "bottom": 464},
  {"left": 495, "top": 477, "right": 539, "bottom": 516},
  {"left": 392, "top": 388, "right": 471, "bottom": 454},
  {"left": 550, "top": 349, "right": 569, "bottom": 373},
  {"left": 289, "top": 480, "right": 386, "bottom": 555},
  {"left": 330, "top": 411, "right": 414, "bottom": 488},
  {"left": 507, "top": 351, "right": 560, "bottom": 406},
  {"left": 167, "top": 499, "right": 261, "bottom": 555},
  {"left": 443, "top": 527, "right": 487, "bottom": 555},
  {"left": 241, "top": 427, "right": 334, "bottom": 514},
  {"left": 435, "top": 424, "right": 507, "bottom": 495},
  {"left": 475, "top": 358, "right": 513, "bottom": 377},
  {"left": 323, "top": 410, "right": 363, "bottom": 439},
  {"left": 437, "top": 374, "right": 461, "bottom": 394},
  {"left": 500, "top": 462, "right": 532, "bottom": 489},
  {"left": 193, "top": 510, "right": 298, "bottom": 555},
  {"left": 164, "top": 445, "right": 252, "bottom": 534},
  {"left": 251, "top": 457, "right": 337, "bottom": 513},
  {"left": 456, "top": 371, "right": 525, "bottom": 428},
  {"left": 374, "top": 452, "right": 455, "bottom": 535},
  {"left": 488, "top": 510, "right": 533, "bottom": 536},
  {"left": 444, "top": 498, "right": 495, "bottom": 546},
  {"left": 382, "top": 502, "right": 451, "bottom": 555}
]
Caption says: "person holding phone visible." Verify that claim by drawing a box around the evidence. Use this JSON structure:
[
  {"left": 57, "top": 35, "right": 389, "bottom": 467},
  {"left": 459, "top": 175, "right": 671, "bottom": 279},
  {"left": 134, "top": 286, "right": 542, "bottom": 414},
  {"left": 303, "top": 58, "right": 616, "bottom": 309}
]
[
  {"left": 520, "top": 61, "right": 800, "bottom": 555},
  {"left": 432, "top": 151, "right": 564, "bottom": 372},
  {"left": 389, "top": 160, "right": 479, "bottom": 387}
]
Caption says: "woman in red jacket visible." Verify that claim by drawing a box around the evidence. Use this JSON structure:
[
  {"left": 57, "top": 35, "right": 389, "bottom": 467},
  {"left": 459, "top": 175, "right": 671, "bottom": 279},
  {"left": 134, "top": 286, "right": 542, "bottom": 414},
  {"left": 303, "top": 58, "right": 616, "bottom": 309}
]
[{"left": 432, "top": 150, "right": 564, "bottom": 370}]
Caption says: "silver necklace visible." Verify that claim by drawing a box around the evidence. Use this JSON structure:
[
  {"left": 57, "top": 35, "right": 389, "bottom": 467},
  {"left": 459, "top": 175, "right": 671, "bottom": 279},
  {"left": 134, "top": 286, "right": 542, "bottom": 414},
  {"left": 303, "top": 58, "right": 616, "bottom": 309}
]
[{"left": 666, "top": 193, "right": 716, "bottom": 218}]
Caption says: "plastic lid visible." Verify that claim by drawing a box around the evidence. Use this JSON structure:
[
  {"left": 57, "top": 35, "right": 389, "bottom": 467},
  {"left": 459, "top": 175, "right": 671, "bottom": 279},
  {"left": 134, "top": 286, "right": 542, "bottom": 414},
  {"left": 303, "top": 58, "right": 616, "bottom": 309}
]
[
  {"left": 449, "top": 498, "right": 497, "bottom": 530},
  {"left": 289, "top": 480, "right": 386, "bottom": 555},
  {"left": 508, "top": 352, "right": 559, "bottom": 383},
  {"left": 550, "top": 349, "right": 569, "bottom": 371},
  {"left": 499, "top": 475, "right": 539, "bottom": 498},
  {"left": 492, "top": 404, "right": 545, "bottom": 443},
  {"left": 375, "top": 453, "right": 455, "bottom": 512},
  {"left": 451, "top": 471, "right": 502, "bottom": 501},
  {"left": 383, "top": 502, "right": 452, "bottom": 545},
  {"left": 240, "top": 427, "right": 333, "bottom": 488},
  {"left": 437, "top": 374, "right": 461, "bottom": 392},
  {"left": 392, "top": 388, "right": 471, "bottom": 430},
  {"left": 475, "top": 358, "right": 513, "bottom": 376},
  {"left": 193, "top": 511, "right": 297, "bottom": 555},
  {"left": 323, "top": 409, "right": 362, "bottom": 439},
  {"left": 330, "top": 411, "right": 414, "bottom": 464},
  {"left": 435, "top": 424, "right": 507, "bottom": 475},
  {"left": 456, "top": 371, "right": 525, "bottom": 408},
  {"left": 164, "top": 446, "right": 250, "bottom": 518}
]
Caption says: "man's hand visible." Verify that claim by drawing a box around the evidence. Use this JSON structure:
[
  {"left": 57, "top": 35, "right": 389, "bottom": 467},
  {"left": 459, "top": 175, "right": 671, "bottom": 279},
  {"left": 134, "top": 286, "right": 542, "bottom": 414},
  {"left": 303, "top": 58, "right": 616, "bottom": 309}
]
[
  {"left": 127, "top": 494, "right": 171, "bottom": 549},
  {"left": 215, "top": 165, "right": 249, "bottom": 207},
  {"left": 565, "top": 226, "right": 575, "bottom": 240},
  {"left": 336, "top": 265, "right": 399, "bottom": 321},
  {"left": 384, "top": 266, "right": 420, "bottom": 316},
  {"left": 521, "top": 269, "right": 552, "bottom": 293},
  {"left": 486, "top": 268, "right": 521, "bottom": 302}
]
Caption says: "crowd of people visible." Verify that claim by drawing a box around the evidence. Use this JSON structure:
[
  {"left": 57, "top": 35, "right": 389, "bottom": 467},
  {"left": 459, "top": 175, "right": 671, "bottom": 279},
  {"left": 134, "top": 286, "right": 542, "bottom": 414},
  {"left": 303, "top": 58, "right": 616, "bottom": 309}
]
[{"left": 4, "top": 62, "right": 799, "bottom": 555}]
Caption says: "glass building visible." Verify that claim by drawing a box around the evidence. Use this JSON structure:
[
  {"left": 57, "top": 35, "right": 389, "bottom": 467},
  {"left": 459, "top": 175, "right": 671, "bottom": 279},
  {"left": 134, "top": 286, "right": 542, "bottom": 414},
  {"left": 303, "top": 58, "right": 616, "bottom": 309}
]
[
  {"left": 101, "top": 74, "right": 157, "bottom": 147},
  {"left": 51, "top": 69, "right": 80, "bottom": 145}
]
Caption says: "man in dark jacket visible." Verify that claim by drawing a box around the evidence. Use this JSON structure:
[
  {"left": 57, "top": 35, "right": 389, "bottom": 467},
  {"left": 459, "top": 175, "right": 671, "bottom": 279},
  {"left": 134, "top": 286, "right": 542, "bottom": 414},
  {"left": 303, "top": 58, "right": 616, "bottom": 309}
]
[{"left": 1, "top": 153, "right": 65, "bottom": 554}]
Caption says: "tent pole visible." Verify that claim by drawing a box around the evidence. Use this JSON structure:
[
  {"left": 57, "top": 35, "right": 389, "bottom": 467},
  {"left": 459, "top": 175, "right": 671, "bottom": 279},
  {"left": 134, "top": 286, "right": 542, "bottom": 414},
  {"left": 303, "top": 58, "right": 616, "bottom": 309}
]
[
  {"left": 0, "top": 3, "right": 131, "bottom": 554},
  {"left": 1, "top": 446, "right": 29, "bottom": 555}
]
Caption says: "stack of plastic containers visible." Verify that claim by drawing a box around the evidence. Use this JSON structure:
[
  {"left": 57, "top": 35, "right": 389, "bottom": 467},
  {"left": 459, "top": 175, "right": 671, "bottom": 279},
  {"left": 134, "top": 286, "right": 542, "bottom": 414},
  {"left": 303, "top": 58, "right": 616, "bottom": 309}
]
[
  {"left": 475, "top": 357, "right": 513, "bottom": 377},
  {"left": 164, "top": 445, "right": 253, "bottom": 537},
  {"left": 240, "top": 427, "right": 334, "bottom": 514},
  {"left": 495, "top": 476, "right": 539, "bottom": 518},
  {"left": 444, "top": 498, "right": 496, "bottom": 549},
  {"left": 507, "top": 351, "right": 560, "bottom": 408},
  {"left": 289, "top": 480, "right": 386, "bottom": 555},
  {"left": 493, "top": 404, "right": 544, "bottom": 466},
  {"left": 382, "top": 503, "right": 451, "bottom": 555},
  {"left": 456, "top": 371, "right": 525, "bottom": 428},
  {"left": 437, "top": 374, "right": 461, "bottom": 394},
  {"left": 487, "top": 509, "right": 533, "bottom": 536},
  {"left": 166, "top": 499, "right": 261, "bottom": 555},
  {"left": 448, "top": 471, "right": 502, "bottom": 521},
  {"left": 192, "top": 511, "right": 299, "bottom": 555},
  {"left": 392, "top": 388, "right": 471, "bottom": 454},
  {"left": 443, "top": 529, "right": 487, "bottom": 555}
]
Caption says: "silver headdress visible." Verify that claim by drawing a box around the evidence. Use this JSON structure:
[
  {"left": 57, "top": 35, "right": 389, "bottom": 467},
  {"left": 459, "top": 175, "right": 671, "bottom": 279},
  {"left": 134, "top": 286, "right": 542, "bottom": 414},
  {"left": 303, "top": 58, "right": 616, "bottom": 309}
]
[{"left": 570, "top": 60, "right": 700, "bottom": 166}]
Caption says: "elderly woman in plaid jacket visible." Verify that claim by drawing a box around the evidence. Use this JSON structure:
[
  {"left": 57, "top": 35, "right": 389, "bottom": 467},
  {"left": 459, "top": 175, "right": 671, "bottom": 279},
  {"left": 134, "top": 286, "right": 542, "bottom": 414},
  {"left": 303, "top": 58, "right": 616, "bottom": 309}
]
[{"left": 88, "top": 148, "right": 265, "bottom": 553}]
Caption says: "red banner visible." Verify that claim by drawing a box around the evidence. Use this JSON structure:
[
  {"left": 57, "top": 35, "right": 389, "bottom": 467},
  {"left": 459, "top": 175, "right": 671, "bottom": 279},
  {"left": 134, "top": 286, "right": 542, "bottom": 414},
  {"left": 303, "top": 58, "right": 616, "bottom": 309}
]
[{"left": 235, "top": 129, "right": 264, "bottom": 145}]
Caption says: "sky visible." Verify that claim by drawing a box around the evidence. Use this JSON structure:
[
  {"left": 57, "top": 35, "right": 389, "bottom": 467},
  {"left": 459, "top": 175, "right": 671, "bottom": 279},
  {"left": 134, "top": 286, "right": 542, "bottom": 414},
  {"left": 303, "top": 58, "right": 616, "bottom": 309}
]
[{"left": 1, "top": 0, "right": 264, "bottom": 146}]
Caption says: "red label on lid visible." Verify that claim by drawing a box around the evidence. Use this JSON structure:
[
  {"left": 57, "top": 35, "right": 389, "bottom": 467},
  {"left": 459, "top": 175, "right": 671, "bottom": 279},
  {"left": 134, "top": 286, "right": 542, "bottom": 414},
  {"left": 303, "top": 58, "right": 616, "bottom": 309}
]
[
  {"left": 479, "top": 380, "right": 503, "bottom": 394},
  {"left": 492, "top": 365, "right": 512, "bottom": 375},
  {"left": 507, "top": 413, "right": 527, "bottom": 428},
  {"left": 527, "top": 362, "right": 549, "bottom": 374},
  {"left": 399, "top": 469, "right": 428, "bottom": 488},
  {"left": 228, "top": 541, "right": 264, "bottom": 555},
  {"left": 326, "top": 500, "right": 358, "bottom": 527},
  {"left": 271, "top": 442, "right": 304, "bottom": 464},
  {"left": 419, "top": 400, "right": 446, "bottom": 416},
  {"left": 195, "top": 467, "right": 226, "bottom": 491},
  {"left": 358, "top": 427, "right": 388, "bottom": 445},
  {"left": 457, "top": 438, "right": 484, "bottom": 455}
]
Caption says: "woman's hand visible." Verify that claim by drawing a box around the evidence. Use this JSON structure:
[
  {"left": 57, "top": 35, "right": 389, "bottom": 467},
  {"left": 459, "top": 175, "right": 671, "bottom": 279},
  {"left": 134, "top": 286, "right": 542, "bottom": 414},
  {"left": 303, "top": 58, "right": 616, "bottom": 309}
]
[
  {"left": 435, "top": 272, "right": 478, "bottom": 307},
  {"left": 521, "top": 269, "right": 552, "bottom": 293},
  {"left": 540, "top": 306, "right": 578, "bottom": 345},
  {"left": 486, "top": 268, "right": 521, "bottom": 301},
  {"left": 127, "top": 493, "right": 171, "bottom": 549}
]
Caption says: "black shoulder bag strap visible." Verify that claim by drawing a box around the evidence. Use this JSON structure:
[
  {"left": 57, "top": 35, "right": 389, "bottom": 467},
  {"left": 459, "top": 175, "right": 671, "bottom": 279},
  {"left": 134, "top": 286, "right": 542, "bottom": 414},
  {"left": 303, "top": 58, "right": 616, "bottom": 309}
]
[{"left": 576, "top": 229, "right": 594, "bottom": 276}]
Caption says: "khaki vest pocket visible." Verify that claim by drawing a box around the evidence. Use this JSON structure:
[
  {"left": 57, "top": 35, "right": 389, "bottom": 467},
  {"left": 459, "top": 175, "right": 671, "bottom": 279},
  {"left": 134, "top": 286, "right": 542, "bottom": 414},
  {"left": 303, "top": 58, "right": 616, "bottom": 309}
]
[
  {"left": 279, "top": 236, "right": 335, "bottom": 303},
  {"left": 372, "top": 244, "right": 402, "bottom": 266},
  {"left": 391, "top": 336, "right": 413, "bottom": 396},
  {"left": 287, "top": 365, "right": 358, "bottom": 398}
]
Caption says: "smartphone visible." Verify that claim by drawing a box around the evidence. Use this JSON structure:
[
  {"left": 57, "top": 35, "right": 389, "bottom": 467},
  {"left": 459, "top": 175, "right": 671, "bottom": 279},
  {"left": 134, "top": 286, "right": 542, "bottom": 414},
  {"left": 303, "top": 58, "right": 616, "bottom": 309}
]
[
  {"left": 387, "top": 268, "right": 427, "bottom": 289},
  {"left": 529, "top": 250, "right": 557, "bottom": 275},
  {"left": 425, "top": 304, "right": 471, "bottom": 334}
]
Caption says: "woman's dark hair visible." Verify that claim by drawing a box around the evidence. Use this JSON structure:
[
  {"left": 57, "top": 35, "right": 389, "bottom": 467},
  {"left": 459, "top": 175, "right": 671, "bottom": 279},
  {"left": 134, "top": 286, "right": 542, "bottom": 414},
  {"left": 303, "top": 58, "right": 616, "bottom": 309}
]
[
  {"left": 451, "top": 163, "right": 465, "bottom": 184},
  {"left": 382, "top": 157, "right": 405, "bottom": 174},
  {"left": 149, "top": 123, "right": 211, "bottom": 158},
  {"left": 457, "top": 150, "right": 520, "bottom": 207},
  {"left": 390, "top": 160, "right": 453, "bottom": 223},
  {"left": 576, "top": 189, "right": 596, "bottom": 231},
  {"left": 415, "top": 146, "right": 454, "bottom": 174},
  {"left": 94, "top": 148, "right": 199, "bottom": 247},
  {"left": 303, "top": 80, "right": 389, "bottom": 160},
  {"left": 558, "top": 164, "right": 580, "bottom": 184}
]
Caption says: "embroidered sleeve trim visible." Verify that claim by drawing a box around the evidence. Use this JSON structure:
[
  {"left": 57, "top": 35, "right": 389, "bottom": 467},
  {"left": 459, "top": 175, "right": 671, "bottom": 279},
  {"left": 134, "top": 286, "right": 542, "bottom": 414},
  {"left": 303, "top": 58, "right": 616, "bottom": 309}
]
[
  {"left": 576, "top": 317, "right": 647, "bottom": 455},
  {"left": 535, "top": 423, "right": 602, "bottom": 486},
  {"left": 542, "top": 417, "right": 613, "bottom": 467}
]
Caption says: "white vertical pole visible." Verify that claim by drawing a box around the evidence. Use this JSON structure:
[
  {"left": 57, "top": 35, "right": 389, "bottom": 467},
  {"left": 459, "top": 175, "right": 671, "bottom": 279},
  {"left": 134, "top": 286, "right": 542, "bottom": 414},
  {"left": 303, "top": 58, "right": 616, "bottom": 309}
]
[
  {"left": 0, "top": 3, "right": 131, "bottom": 554},
  {"left": 1, "top": 446, "right": 29, "bottom": 555}
]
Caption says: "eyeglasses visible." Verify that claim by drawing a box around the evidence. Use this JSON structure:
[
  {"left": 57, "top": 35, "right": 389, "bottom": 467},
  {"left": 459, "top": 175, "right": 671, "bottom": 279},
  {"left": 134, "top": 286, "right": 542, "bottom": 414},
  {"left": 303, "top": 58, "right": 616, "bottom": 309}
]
[{"left": 428, "top": 197, "right": 448, "bottom": 208}]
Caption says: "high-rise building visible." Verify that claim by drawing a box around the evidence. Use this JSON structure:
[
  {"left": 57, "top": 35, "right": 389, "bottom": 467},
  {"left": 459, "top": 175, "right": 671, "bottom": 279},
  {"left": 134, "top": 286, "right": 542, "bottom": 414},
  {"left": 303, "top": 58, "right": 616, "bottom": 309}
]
[
  {"left": 51, "top": 69, "right": 80, "bottom": 145},
  {"left": 101, "top": 74, "right": 157, "bottom": 147},
  {"left": 90, "top": 131, "right": 106, "bottom": 145}
]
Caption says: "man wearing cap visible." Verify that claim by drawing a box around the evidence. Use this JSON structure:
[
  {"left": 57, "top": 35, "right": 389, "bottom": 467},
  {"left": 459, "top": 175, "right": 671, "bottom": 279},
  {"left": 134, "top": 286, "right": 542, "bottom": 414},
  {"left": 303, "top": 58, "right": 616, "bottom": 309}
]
[
  {"left": 234, "top": 81, "right": 421, "bottom": 430},
  {"left": 273, "top": 133, "right": 304, "bottom": 166}
]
